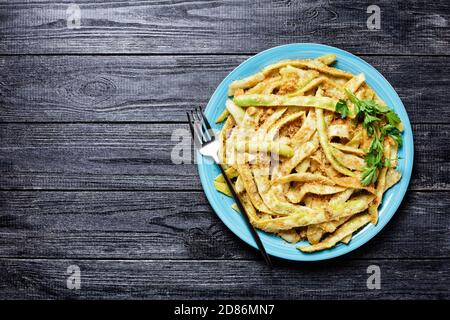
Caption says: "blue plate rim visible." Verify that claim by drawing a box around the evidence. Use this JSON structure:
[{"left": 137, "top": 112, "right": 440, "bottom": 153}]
[{"left": 197, "top": 43, "right": 414, "bottom": 261}]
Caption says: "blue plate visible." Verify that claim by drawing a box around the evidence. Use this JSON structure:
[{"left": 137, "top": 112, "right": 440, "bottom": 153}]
[{"left": 197, "top": 43, "right": 413, "bottom": 261}]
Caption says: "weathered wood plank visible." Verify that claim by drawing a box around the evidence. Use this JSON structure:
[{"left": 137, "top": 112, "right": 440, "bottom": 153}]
[
  {"left": 0, "top": 55, "right": 448, "bottom": 123},
  {"left": 0, "top": 191, "right": 448, "bottom": 260},
  {"left": 0, "top": 123, "right": 448, "bottom": 190},
  {"left": 0, "top": 258, "right": 448, "bottom": 299},
  {"left": 0, "top": 0, "right": 448, "bottom": 55}
]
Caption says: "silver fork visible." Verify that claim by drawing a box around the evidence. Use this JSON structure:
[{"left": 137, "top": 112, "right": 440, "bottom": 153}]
[{"left": 187, "top": 107, "right": 272, "bottom": 267}]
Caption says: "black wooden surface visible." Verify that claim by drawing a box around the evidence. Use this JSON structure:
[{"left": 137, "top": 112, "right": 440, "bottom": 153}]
[{"left": 0, "top": 0, "right": 449, "bottom": 299}]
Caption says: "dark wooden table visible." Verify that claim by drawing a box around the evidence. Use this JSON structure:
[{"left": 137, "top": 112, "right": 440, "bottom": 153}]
[{"left": 0, "top": 0, "right": 449, "bottom": 299}]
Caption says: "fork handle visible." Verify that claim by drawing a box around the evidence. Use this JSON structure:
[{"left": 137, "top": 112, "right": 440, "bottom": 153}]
[{"left": 217, "top": 164, "right": 273, "bottom": 268}]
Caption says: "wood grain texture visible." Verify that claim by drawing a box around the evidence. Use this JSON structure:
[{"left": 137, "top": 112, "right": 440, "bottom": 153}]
[
  {"left": 0, "top": 0, "right": 448, "bottom": 301},
  {"left": 0, "top": 258, "right": 448, "bottom": 299},
  {"left": 0, "top": 123, "right": 448, "bottom": 190},
  {"left": 0, "top": 55, "right": 448, "bottom": 123},
  {"left": 0, "top": 191, "right": 448, "bottom": 260},
  {"left": 0, "top": 0, "right": 449, "bottom": 55}
]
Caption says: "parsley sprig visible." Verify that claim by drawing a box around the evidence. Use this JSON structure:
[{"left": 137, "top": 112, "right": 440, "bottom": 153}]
[
  {"left": 335, "top": 90, "right": 403, "bottom": 186},
  {"left": 335, "top": 99, "right": 349, "bottom": 119}
]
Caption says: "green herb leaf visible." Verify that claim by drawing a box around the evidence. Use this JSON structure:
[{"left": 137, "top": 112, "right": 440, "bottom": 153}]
[
  {"left": 362, "top": 100, "right": 389, "bottom": 113},
  {"left": 386, "top": 110, "right": 401, "bottom": 126},
  {"left": 363, "top": 114, "right": 380, "bottom": 126},
  {"left": 362, "top": 114, "right": 380, "bottom": 136},
  {"left": 381, "top": 124, "right": 403, "bottom": 146},
  {"left": 368, "top": 135, "right": 383, "bottom": 154},
  {"left": 361, "top": 166, "right": 378, "bottom": 186},
  {"left": 344, "top": 90, "right": 403, "bottom": 186},
  {"left": 335, "top": 100, "right": 349, "bottom": 119}
]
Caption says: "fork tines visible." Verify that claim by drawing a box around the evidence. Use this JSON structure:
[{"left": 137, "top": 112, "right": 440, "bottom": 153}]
[{"left": 187, "top": 107, "right": 215, "bottom": 147}]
